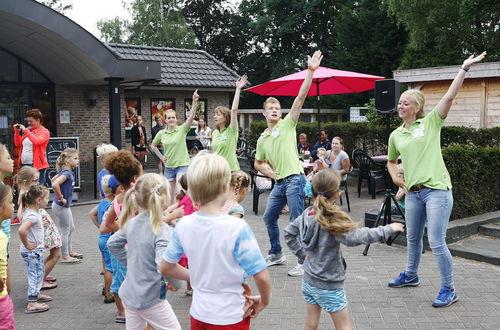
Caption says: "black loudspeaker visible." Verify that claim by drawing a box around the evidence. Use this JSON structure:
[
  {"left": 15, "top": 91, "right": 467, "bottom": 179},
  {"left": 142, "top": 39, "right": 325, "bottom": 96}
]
[{"left": 375, "top": 79, "right": 400, "bottom": 114}]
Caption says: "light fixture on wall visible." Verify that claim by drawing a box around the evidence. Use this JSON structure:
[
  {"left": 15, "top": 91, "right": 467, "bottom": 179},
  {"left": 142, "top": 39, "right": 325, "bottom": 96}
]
[{"left": 86, "top": 90, "right": 97, "bottom": 106}]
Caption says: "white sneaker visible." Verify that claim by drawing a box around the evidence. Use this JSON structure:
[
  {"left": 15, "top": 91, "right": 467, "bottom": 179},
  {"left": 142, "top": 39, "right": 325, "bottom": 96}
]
[
  {"left": 287, "top": 263, "right": 304, "bottom": 277},
  {"left": 265, "top": 253, "right": 286, "bottom": 266}
]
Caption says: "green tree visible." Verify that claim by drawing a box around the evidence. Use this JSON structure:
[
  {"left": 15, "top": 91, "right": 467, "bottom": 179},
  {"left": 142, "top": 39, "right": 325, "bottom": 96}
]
[
  {"left": 37, "top": 0, "right": 72, "bottom": 13},
  {"left": 387, "top": 0, "right": 500, "bottom": 69},
  {"left": 97, "top": 17, "right": 128, "bottom": 44}
]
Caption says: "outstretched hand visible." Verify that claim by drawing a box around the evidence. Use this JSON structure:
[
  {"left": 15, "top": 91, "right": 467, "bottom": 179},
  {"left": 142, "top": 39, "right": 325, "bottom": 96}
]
[
  {"left": 236, "top": 75, "right": 248, "bottom": 89},
  {"left": 192, "top": 89, "right": 199, "bottom": 103},
  {"left": 462, "top": 51, "right": 486, "bottom": 70},
  {"left": 307, "top": 50, "right": 323, "bottom": 70}
]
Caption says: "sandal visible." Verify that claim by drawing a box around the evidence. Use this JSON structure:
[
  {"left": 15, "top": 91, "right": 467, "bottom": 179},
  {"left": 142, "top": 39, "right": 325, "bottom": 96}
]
[
  {"left": 69, "top": 252, "right": 84, "bottom": 259},
  {"left": 115, "top": 317, "right": 126, "bottom": 324},
  {"left": 41, "top": 281, "right": 57, "bottom": 290},
  {"left": 25, "top": 302, "right": 50, "bottom": 314},
  {"left": 45, "top": 275, "right": 56, "bottom": 282},
  {"left": 60, "top": 257, "right": 81, "bottom": 264},
  {"left": 37, "top": 294, "right": 52, "bottom": 303}
]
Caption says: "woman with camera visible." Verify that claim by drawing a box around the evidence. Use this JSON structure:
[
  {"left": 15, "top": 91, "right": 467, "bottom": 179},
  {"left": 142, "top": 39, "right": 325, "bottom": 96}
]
[{"left": 14, "top": 109, "right": 50, "bottom": 185}]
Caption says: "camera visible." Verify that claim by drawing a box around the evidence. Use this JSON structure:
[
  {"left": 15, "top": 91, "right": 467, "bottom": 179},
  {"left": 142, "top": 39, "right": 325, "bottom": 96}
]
[{"left": 15, "top": 124, "right": 21, "bottom": 129}]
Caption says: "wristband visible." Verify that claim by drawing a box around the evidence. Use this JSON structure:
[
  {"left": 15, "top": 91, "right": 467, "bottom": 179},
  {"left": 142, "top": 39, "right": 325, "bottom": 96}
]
[
  {"left": 308, "top": 66, "right": 317, "bottom": 71},
  {"left": 461, "top": 66, "right": 469, "bottom": 72},
  {"left": 58, "top": 196, "right": 65, "bottom": 201}
]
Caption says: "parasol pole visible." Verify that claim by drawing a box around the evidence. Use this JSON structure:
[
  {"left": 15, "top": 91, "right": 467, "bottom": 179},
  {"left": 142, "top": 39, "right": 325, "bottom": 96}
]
[{"left": 316, "top": 81, "right": 321, "bottom": 137}]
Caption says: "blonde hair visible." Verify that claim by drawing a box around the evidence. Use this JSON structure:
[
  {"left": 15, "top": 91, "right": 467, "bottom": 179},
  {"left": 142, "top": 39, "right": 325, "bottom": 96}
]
[
  {"left": 312, "top": 169, "right": 357, "bottom": 236},
  {"left": 21, "top": 184, "right": 48, "bottom": 209},
  {"left": 263, "top": 97, "right": 281, "bottom": 110},
  {"left": 119, "top": 173, "right": 169, "bottom": 235},
  {"left": 187, "top": 152, "right": 230, "bottom": 204},
  {"left": 214, "top": 106, "right": 231, "bottom": 130},
  {"left": 230, "top": 171, "right": 250, "bottom": 195},
  {"left": 401, "top": 89, "right": 425, "bottom": 119},
  {"left": 100, "top": 174, "right": 113, "bottom": 197},
  {"left": 16, "top": 166, "right": 39, "bottom": 189},
  {"left": 96, "top": 144, "right": 118, "bottom": 160},
  {"left": 56, "top": 148, "right": 78, "bottom": 172}
]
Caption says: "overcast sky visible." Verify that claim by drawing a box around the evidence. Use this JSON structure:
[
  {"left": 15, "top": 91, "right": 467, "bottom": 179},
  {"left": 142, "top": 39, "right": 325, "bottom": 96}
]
[{"left": 65, "top": 0, "right": 132, "bottom": 38}]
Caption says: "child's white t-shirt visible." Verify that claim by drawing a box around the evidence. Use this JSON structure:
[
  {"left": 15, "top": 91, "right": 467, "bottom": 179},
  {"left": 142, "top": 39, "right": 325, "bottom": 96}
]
[{"left": 163, "top": 212, "right": 267, "bottom": 325}]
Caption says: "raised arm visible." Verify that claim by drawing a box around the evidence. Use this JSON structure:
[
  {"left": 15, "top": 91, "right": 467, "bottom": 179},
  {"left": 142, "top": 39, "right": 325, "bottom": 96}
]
[
  {"left": 183, "top": 90, "right": 199, "bottom": 128},
  {"left": 290, "top": 50, "right": 323, "bottom": 122},
  {"left": 230, "top": 75, "right": 248, "bottom": 129},
  {"left": 437, "top": 51, "right": 486, "bottom": 119}
]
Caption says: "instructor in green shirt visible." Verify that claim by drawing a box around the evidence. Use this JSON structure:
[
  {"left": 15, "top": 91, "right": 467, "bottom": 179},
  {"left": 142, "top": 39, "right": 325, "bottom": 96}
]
[
  {"left": 387, "top": 52, "right": 486, "bottom": 308},
  {"left": 255, "top": 50, "right": 323, "bottom": 277},
  {"left": 212, "top": 75, "right": 248, "bottom": 171}
]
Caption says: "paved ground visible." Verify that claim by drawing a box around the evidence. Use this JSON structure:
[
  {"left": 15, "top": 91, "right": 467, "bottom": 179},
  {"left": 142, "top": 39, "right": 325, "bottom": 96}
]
[{"left": 7, "top": 186, "right": 500, "bottom": 329}]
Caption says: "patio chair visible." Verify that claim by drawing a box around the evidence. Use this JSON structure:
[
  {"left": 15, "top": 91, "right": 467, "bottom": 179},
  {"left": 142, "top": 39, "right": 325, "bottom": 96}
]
[
  {"left": 339, "top": 165, "right": 352, "bottom": 212},
  {"left": 247, "top": 155, "right": 275, "bottom": 215},
  {"left": 352, "top": 149, "right": 387, "bottom": 199}
]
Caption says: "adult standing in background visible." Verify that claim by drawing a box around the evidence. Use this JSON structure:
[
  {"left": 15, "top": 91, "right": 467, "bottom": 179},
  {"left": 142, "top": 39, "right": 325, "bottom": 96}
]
[
  {"left": 211, "top": 75, "right": 248, "bottom": 171},
  {"left": 311, "top": 129, "right": 331, "bottom": 161},
  {"left": 387, "top": 52, "right": 486, "bottom": 308},
  {"left": 13, "top": 109, "right": 50, "bottom": 185},
  {"left": 131, "top": 115, "right": 148, "bottom": 168},
  {"left": 195, "top": 118, "right": 212, "bottom": 150},
  {"left": 151, "top": 114, "right": 166, "bottom": 174}
]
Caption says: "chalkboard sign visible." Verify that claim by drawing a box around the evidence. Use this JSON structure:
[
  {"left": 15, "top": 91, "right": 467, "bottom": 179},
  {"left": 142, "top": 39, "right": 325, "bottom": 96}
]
[{"left": 45, "top": 137, "right": 80, "bottom": 189}]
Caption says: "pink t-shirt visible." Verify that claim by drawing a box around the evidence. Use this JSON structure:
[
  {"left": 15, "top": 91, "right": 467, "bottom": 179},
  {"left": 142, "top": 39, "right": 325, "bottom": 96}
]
[{"left": 179, "top": 195, "right": 195, "bottom": 216}]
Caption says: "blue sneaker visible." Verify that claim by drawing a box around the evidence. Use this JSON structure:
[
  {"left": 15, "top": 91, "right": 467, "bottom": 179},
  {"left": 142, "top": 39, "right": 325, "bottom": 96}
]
[
  {"left": 432, "top": 287, "right": 459, "bottom": 307},
  {"left": 388, "top": 272, "right": 420, "bottom": 287}
]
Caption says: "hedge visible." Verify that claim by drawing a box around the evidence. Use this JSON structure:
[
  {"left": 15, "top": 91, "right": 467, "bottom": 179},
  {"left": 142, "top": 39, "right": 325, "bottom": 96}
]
[
  {"left": 443, "top": 145, "right": 500, "bottom": 220},
  {"left": 248, "top": 121, "right": 500, "bottom": 157},
  {"left": 248, "top": 121, "right": 500, "bottom": 220}
]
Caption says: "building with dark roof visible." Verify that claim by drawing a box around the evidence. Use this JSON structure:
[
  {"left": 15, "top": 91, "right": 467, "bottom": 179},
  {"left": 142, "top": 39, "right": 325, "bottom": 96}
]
[{"left": 0, "top": 0, "right": 241, "bottom": 189}]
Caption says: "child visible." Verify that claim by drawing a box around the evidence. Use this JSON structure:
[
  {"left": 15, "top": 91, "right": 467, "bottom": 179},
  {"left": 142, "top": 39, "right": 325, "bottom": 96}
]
[
  {"left": 313, "top": 147, "right": 327, "bottom": 172},
  {"left": 0, "top": 143, "right": 14, "bottom": 295},
  {"left": 0, "top": 184, "right": 15, "bottom": 326},
  {"left": 100, "top": 150, "right": 143, "bottom": 323},
  {"left": 107, "top": 173, "right": 181, "bottom": 330},
  {"left": 96, "top": 174, "right": 119, "bottom": 304},
  {"left": 176, "top": 174, "right": 195, "bottom": 296},
  {"left": 18, "top": 184, "right": 53, "bottom": 314},
  {"left": 51, "top": 148, "right": 82, "bottom": 264},
  {"left": 161, "top": 152, "right": 272, "bottom": 329},
  {"left": 17, "top": 166, "right": 61, "bottom": 289},
  {"left": 284, "top": 169, "right": 404, "bottom": 330},
  {"left": 228, "top": 170, "right": 250, "bottom": 219},
  {"left": 394, "top": 165, "right": 406, "bottom": 211}
]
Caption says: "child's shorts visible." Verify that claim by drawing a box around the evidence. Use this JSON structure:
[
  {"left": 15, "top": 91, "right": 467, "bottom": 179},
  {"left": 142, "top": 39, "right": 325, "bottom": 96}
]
[
  {"left": 0, "top": 295, "right": 15, "bottom": 329},
  {"left": 301, "top": 280, "right": 348, "bottom": 313},
  {"left": 98, "top": 235, "right": 113, "bottom": 272},
  {"left": 110, "top": 252, "right": 127, "bottom": 294},
  {"left": 190, "top": 316, "right": 250, "bottom": 330}
]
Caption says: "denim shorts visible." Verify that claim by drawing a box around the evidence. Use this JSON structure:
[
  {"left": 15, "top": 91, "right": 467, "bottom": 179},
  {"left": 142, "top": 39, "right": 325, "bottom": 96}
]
[
  {"left": 110, "top": 252, "right": 127, "bottom": 294},
  {"left": 164, "top": 166, "right": 188, "bottom": 182},
  {"left": 301, "top": 280, "right": 348, "bottom": 313},
  {"left": 98, "top": 235, "right": 113, "bottom": 272}
]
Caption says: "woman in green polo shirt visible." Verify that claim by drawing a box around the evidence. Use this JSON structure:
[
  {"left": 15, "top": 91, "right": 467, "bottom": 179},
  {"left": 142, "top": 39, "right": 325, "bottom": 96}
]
[
  {"left": 151, "top": 90, "right": 198, "bottom": 205},
  {"left": 211, "top": 75, "right": 248, "bottom": 171},
  {"left": 386, "top": 52, "right": 486, "bottom": 308}
]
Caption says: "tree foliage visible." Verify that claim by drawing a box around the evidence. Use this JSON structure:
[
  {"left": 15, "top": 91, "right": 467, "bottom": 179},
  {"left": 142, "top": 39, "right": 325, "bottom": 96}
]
[
  {"left": 387, "top": 0, "right": 500, "bottom": 68},
  {"left": 37, "top": 0, "right": 72, "bottom": 13},
  {"left": 97, "top": 17, "right": 128, "bottom": 44}
]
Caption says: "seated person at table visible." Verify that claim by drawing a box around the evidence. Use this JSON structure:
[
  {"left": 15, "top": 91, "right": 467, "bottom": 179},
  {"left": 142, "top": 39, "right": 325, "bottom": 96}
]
[
  {"left": 311, "top": 129, "right": 331, "bottom": 161},
  {"left": 313, "top": 148, "right": 327, "bottom": 173},
  {"left": 297, "top": 133, "right": 311, "bottom": 154},
  {"left": 324, "top": 136, "right": 350, "bottom": 181}
]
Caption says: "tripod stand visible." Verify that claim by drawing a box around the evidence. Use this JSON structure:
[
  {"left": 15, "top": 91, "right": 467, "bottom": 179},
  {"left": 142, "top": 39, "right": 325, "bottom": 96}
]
[{"left": 363, "top": 187, "right": 405, "bottom": 256}]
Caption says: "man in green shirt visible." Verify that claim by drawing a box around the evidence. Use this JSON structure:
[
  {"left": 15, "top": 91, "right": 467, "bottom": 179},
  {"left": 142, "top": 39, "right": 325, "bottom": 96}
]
[{"left": 255, "top": 50, "right": 323, "bottom": 277}]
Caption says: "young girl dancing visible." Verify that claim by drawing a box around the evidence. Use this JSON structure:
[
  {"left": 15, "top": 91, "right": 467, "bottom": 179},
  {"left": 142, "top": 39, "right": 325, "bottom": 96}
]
[
  {"left": 100, "top": 150, "right": 143, "bottom": 323},
  {"left": 51, "top": 148, "right": 82, "bottom": 264},
  {"left": 176, "top": 174, "right": 194, "bottom": 296},
  {"left": 18, "top": 184, "right": 53, "bottom": 313},
  {"left": 0, "top": 143, "right": 14, "bottom": 295},
  {"left": 228, "top": 170, "right": 250, "bottom": 218},
  {"left": 0, "top": 184, "right": 15, "bottom": 326},
  {"left": 107, "top": 173, "right": 181, "bottom": 330},
  {"left": 17, "top": 166, "right": 61, "bottom": 289},
  {"left": 284, "top": 169, "right": 404, "bottom": 330}
]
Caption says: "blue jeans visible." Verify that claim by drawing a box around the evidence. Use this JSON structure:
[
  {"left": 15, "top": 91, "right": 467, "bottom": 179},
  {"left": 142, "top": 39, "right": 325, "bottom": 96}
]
[
  {"left": 404, "top": 188, "right": 454, "bottom": 289},
  {"left": 263, "top": 174, "right": 306, "bottom": 255},
  {"left": 164, "top": 166, "right": 188, "bottom": 182},
  {"left": 21, "top": 249, "right": 45, "bottom": 301}
]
